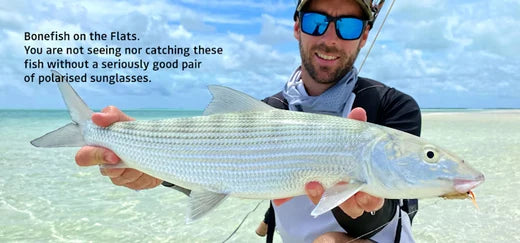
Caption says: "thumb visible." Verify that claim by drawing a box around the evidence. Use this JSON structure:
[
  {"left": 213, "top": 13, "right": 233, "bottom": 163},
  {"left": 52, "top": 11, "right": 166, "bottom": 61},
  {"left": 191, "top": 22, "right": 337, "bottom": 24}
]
[
  {"left": 92, "top": 106, "right": 134, "bottom": 127},
  {"left": 348, "top": 107, "right": 367, "bottom": 122}
]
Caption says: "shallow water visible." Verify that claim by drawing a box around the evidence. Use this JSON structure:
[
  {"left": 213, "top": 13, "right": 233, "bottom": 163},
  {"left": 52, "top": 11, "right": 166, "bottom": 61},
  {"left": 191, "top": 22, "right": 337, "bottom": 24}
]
[
  {"left": 412, "top": 110, "right": 520, "bottom": 242},
  {"left": 0, "top": 109, "right": 518, "bottom": 242}
]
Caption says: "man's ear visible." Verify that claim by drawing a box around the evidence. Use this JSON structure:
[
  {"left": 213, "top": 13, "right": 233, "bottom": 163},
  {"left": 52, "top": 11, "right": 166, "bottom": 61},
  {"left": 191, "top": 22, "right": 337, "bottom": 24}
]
[
  {"left": 294, "top": 19, "right": 301, "bottom": 41},
  {"left": 359, "top": 26, "right": 370, "bottom": 49}
]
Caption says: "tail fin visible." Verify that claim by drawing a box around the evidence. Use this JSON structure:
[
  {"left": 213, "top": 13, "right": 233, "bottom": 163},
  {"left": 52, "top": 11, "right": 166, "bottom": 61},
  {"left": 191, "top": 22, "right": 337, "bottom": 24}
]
[{"left": 31, "top": 70, "right": 94, "bottom": 147}]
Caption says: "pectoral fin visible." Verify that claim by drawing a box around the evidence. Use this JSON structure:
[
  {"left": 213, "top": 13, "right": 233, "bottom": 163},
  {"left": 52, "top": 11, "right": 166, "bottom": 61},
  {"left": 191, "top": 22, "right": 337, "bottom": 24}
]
[
  {"left": 187, "top": 190, "right": 228, "bottom": 223},
  {"left": 311, "top": 183, "right": 365, "bottom": 217}
]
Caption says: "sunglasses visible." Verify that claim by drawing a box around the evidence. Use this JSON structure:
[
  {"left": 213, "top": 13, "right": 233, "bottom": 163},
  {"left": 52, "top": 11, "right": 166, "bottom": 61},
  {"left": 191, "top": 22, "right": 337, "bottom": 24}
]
[{"left": 299, "top": 11, "right": 367, "bottom": 40}]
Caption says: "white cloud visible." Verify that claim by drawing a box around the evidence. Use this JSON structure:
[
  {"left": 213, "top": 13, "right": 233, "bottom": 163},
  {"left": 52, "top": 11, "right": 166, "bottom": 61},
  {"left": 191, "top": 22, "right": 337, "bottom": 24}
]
[
  {"left": 0, "top": 0, "right": 300, "bottom": 109},
  {"left": 1, "top": 0, "right": 519, "bottom": 109},
  {"left": 357, "top": 0, "right": 520, "bottom": 108},
  {"left": 178, "top": 0, "right": 295, "bottom": 13},
  {"left": 168, "top": 25, "right": 193, "bottom": 39},
  {"left": 257, "top": 14, "right": 295, "bottom": 45}
]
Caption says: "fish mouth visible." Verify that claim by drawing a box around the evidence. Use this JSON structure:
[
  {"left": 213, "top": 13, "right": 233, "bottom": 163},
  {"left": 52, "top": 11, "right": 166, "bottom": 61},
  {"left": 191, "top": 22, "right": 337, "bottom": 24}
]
[{"left": 453, "top": 174, "right": 485, "bottom": 193}]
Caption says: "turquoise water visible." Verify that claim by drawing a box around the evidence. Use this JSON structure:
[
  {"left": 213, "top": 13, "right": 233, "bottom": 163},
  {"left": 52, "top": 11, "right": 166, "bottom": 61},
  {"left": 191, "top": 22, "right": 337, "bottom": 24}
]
[{"left": 1, "top": 109, "right": 519, "bottom": 242}]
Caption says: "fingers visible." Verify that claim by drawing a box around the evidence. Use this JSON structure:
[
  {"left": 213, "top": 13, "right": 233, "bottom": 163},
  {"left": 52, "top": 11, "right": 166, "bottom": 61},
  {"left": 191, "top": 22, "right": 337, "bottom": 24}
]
[
  {"left": 75, "top": 106, "right": 160, "bottom": 191},
  {"left": 354, "top": 192, "right": 384, "bottom": 212},
  {"left": 339, "top": 197, "right": 365, "bottom": 219},
  {"left": 100, "top": 167, "right": 163, "bottom": 190},
  {"left": 109, "top": 169, "right": 143, "bottom": 186},
  {"left": 75, "top": 146, "right": 120, "bottom": 166},
  {"left": 111, "top": 169, "right": 162, "bottom": 190},
  {"left": 91, "top": 106, "right": 134, "bottom": 127},
  {"left": 273, "top": 181, "right": 325, "bottom": 206},
  {"left": 304, "top": 181, "right": 364, "bottom": 219},
  {"left": 126, "top": 175, "right": 162, "bottom": 190},
  {"left": 348, "top": 107, "right": 367, "bottom": 122},
  {"left": 305, "top": 181, "right": 324, "bottom": 205},
  {"left": 99, "top": 168, "right": 125, "bottom": 178},
  {"left": 304, "top": 180, "right": 384, "bottom": 219},
  {"left": 117, "top": 173, "right": 161, "bottom": 190},
  {"left": 313, "top": 232, "right": 373, "bottom": 243},
  {"left": 338, "top": 193, "right": 384, "bottom": 219},
  {"left": 273, "top": 198, "right": 292, "bottom": 206}
]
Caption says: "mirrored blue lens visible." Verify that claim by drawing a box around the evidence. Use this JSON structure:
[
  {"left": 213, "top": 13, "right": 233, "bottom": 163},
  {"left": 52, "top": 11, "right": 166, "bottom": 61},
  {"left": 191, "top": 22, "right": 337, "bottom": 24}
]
[
  {"left": 301, "top": 13, "right": 329, "bottom": 36},
  {"left": 300, "top": 12, "right": 364, "bottom": 40},
  {"left": 337, "top": 18, "right": 364, "bottom": 40}
]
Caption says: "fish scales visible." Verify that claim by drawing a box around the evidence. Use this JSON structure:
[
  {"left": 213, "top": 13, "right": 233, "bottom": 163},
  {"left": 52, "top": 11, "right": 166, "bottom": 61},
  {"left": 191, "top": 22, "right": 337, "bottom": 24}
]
[
  {"left": 84, "top": 110, "right": 371, "bottom": 198},
  {"left": 32, "top": 80, "right": 484, "bottom": 220}
]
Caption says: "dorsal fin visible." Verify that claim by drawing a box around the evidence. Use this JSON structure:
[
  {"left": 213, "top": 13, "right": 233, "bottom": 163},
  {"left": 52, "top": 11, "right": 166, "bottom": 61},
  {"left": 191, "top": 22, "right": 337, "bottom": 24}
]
[{"left": 203, "top": 85, "right": 274, "bottom": 115}]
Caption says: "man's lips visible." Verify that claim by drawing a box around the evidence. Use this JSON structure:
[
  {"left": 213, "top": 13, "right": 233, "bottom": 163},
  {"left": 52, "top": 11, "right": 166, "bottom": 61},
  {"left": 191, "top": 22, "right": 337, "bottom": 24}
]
[{"left": 315, "top": 52, "right": 339, "bottom": 61}]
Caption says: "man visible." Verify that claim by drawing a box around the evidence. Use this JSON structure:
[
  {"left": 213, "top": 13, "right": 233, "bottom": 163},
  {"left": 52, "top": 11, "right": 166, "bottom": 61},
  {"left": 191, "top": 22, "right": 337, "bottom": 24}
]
[
  {"left": 256, "top": 0, "right": 420, "bottom": 242},
  {"left": 75, "top": 0, "right": 421, "bottom": 242}
]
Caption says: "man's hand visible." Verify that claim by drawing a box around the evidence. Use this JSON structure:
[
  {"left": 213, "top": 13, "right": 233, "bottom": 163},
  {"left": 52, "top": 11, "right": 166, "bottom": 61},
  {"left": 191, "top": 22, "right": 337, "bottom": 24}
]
[
  {"left": 75, "top": 106, "right": 162, "bottom": 190},
  {"left": 273, "top": 107, "right": 384, "bottom": 219}
]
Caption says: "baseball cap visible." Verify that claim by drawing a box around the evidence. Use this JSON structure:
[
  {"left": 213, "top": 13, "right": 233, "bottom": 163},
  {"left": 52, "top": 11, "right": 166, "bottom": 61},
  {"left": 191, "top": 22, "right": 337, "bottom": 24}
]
[{"left": 294, "top": 0, "right": 376, "bottom": 22}]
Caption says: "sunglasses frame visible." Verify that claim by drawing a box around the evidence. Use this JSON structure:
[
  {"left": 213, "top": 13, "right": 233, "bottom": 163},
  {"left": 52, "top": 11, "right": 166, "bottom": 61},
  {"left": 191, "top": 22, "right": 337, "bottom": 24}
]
[{"left": 299, "top": 11, "right": 368, "bottom": 40}]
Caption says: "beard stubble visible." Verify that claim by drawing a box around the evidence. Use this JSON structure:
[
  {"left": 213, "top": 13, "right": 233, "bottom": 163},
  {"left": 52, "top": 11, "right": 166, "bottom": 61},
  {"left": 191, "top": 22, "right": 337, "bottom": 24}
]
[{"left": 299, "top": 41, "right": 360, "bottom": 84}]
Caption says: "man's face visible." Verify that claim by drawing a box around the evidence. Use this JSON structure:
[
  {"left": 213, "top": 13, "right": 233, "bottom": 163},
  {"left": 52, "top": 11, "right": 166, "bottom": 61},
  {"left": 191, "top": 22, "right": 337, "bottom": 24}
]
[{"left": 295, "top": 0, "right": 370, "bottom": 84}]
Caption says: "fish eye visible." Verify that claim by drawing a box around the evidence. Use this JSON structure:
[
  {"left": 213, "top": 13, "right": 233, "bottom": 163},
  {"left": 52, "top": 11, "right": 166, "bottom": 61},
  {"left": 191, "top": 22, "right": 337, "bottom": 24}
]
[
  {"left": 426, "top": 151, "right": 435, "bottom": 159},
  {"left": 423, "top": 145, "right": 440, "bottom": 163}
]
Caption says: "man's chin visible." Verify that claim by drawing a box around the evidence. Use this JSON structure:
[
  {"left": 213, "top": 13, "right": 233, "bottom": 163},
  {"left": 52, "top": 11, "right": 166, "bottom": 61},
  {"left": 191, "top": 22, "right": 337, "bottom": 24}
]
[
  {"left": 313, "top": 76, "right": 339, "bottom": 84},
  {"left": 312, "top": 70, "right": 342, "bottom": 84}
]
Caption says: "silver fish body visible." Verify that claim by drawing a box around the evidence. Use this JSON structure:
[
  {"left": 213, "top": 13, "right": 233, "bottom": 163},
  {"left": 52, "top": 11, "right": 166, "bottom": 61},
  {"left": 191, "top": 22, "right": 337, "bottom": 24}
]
[
  {"left": 31, "top": 75, "right": 484, "bottom": 220},
  {"left": 85, "top": 109, "right": 483, "bottom": 200},
  {"left": 85, "top": 110, "right": 375, "bottom": 198}
]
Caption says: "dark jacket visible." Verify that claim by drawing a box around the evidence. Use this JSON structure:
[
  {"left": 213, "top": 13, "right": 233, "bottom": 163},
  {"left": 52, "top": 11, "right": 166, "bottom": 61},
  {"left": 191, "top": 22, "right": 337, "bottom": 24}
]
[{"left": 262, "top": 77, "right": 421, "bottom": 239}]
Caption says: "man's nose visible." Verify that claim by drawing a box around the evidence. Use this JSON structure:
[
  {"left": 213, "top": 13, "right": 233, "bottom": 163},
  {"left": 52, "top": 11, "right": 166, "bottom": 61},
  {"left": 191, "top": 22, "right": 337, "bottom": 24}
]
[{"left": 320, "top": 22, "right": 339, "bottom": 45}]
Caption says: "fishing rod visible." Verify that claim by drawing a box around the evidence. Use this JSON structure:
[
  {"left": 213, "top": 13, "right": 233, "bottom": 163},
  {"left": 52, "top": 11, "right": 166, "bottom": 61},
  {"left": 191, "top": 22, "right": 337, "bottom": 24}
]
[{"left": 359, "top": 0, "right": 396, "bottom": 74}]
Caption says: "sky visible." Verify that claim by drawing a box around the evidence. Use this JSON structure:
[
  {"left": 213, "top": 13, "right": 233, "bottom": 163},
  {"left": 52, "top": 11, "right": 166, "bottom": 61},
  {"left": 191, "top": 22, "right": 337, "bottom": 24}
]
[{"left": 0, "top": 0, "right": 519, "bottom": 109}]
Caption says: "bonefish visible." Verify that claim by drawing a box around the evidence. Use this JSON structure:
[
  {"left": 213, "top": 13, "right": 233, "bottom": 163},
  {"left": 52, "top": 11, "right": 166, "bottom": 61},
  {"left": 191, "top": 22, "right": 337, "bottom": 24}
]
[{"left": 32, "top": 71, "right": 485, "bottom": 222}]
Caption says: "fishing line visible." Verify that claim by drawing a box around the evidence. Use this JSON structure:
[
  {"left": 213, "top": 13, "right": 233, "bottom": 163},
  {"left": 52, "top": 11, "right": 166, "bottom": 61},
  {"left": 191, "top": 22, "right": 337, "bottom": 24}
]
[
  {"left": 358, "top": 0, "right": 397, "bottom": 73},
  {"left": 348, "top": 3, "right": 403, "bottom": 237},
  {"left": 353, "top": 0, "right": 445, "bottom": 241},
  {"left": 222, "top": 200, "right": 265, "bottom": 243}
]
